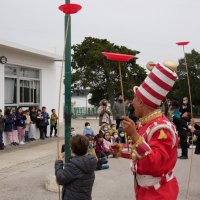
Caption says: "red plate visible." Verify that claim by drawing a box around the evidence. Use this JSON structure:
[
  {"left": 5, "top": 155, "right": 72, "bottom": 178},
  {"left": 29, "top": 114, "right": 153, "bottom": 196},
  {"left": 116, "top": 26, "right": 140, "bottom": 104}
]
[
  {"left": 102, "top": 52, "right": 135, "bottom": 62},
  {"left": 59, "top": 3, "right": 82, "bottom": 14},
  {"left": 176, "top": 41, "right": 190, "bottom": 46}
]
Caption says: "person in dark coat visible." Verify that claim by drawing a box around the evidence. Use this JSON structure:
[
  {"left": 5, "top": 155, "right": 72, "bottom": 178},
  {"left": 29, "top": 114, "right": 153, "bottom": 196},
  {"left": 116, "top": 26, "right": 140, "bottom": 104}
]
[
  {"left": 173, "top": 112, "right": 191, "bottom": 159},
  {"left": 36, "top": 109, "right": 45, "bottom": 140},
  {"left": 29, "top": 106, "right": 38, "bottom": 140},
  {"left": 55, "top": 135, "right": 97, "bottom": 200},
  {"left": 127, "top": 102, "right": 138, "bottom": 123},
  {"left": 179, "top": 97, "right": 191, "bottom": 116}
]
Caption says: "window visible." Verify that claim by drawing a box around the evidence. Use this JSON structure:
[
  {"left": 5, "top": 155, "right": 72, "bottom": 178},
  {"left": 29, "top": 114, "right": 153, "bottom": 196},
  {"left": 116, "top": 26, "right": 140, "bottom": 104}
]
[
  {"left": 20, "top": 80, "right": 40, "bottom": 103},
  {"left": 4, "top": 65, "right": 40, "bottom": 108},
  {"left": 4, "top": 78, "right": 17, "bottom": 104},
  {"left": 5, "top": 65, "right": 17, "bottom": 76},
  {"left": 20, "top": 68, "right": 39, "bottom": 78}
]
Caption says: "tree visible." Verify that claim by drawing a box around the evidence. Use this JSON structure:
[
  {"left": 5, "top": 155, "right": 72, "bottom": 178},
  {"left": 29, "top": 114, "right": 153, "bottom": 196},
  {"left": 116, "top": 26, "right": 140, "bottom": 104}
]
[
  {"left": 71, "top": 37, "right": 147, "bottom": 106},
  {"left": 168, "top": 49, "right": 200, "bottom": 107}
]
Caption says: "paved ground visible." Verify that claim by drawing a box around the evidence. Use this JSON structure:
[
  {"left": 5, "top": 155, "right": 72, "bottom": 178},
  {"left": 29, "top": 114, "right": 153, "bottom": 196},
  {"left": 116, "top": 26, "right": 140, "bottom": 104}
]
[{"left": 0, "top": 118, "right": 200, "bottom": 200}]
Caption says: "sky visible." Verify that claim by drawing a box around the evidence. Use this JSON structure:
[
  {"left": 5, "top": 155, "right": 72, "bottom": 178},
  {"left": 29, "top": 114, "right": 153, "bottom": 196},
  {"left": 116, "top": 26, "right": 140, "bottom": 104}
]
[{"left": 0, "top": 0, "right": 200, "bottom": 67}]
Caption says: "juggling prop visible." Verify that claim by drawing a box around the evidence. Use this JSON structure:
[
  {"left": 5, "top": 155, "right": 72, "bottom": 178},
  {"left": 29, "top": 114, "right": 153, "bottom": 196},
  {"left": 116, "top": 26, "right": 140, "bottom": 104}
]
[
  {"left": 102, "top": 52, "right": 135, "bottom": 115},
  {"left": 102, "top": 52, "right": 135, "bottom": 158},
  {"left": 176, "top": 41, "right": 193, "bottom": 200}
]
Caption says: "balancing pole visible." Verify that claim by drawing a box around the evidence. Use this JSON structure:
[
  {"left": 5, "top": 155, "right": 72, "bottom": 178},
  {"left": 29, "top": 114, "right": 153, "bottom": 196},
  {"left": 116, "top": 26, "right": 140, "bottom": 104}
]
[
  {"left": 102, "top": 52, "right": 135, "bottom": 147},
  {"left": 118, "top": 62, "right": 126, "bottom": 116},
  {"left": 176, "top": 41, "right": 193, "bottom": 200}
]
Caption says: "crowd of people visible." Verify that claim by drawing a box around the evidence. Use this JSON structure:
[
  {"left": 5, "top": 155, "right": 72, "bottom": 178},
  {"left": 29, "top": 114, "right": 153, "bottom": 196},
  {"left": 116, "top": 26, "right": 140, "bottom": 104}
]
[
  {"left": 165, "top": 97, "right": 200, "bottom": 158},
  {"left": 1, "top": 96, "right": 199, "bottom": 158},
  {"left": 0, "top": 106, "right": 58, "bottom": 150},
  {"left": 66, "top": 94, "right": 200, "bottom": 174}
]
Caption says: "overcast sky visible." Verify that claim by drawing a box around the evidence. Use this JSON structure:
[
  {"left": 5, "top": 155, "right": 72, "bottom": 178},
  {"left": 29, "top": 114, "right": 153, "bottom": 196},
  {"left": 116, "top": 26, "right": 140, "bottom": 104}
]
[{"left": 0, "top": 0, "right": 200, "bottom": 67}]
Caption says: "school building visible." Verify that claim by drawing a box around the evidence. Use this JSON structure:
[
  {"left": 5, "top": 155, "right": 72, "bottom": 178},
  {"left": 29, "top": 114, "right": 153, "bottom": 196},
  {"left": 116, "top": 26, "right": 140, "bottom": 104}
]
[{"left": 0, "top": 39, "right": 64, "bottom": 143}]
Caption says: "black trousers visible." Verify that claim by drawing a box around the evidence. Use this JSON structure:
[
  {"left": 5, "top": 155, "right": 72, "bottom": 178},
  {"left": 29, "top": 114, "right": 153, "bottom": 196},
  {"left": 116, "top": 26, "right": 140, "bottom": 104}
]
[
  {"left": 44, "top": 125, "right": 48, "bottom": 137},
  {"left": 180, "top": 134, "right": 188, "bottom": 157},
  {"left": 0, "top": 131, "right": 4, "bottom": 149},
  {"left": 116, "top": 119, "right": 121, "bottom": 129},
  {"left": 39, "top": 126, "right": 44, "bottom": 139},
  {"left": 50, "top": 124, "right": 57, "bottom": 136}
]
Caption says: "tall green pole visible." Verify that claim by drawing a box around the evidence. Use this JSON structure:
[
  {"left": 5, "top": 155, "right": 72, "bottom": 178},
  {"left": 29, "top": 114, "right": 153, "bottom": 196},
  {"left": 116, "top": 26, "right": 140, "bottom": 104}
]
[{"left": 64, "top": 0, "right": 71, "bottom": 162}]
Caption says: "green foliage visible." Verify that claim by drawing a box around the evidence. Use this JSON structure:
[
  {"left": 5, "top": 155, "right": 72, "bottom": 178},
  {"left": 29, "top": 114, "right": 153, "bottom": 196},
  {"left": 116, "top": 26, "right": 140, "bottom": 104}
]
[
  {"left": 71, "top": 37, "right": 147, "bottom": 106},
  {"left": 168, "top": 49, "right": 200, "bottom": 106}
]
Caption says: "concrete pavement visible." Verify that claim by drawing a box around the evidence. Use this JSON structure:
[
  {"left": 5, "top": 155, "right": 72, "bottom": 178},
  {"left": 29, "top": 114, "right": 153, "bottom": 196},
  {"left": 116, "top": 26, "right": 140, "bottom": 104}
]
[{"left": 0, "top": 118, "right": 200, "bottom": 200}]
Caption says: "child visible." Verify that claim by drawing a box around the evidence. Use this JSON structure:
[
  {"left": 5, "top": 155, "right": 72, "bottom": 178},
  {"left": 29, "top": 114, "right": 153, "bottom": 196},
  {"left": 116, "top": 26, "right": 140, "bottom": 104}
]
[
  {"left": 95, "top": 133, "right": 107, "bottom": 158},
  {"left": 88, "top": 136, "right": 109, "bottom": 170},
  {"left": 0, "top": 109, "right": 5, "bottom": 150},
  {"left": 109, "top": 123, "right": 118, "bottom": 135},
  {"left": 4, "top": 108, "right": 18, "bottom": 145},
  {"left": 50, "top": 109, "right": 58, "bottom": 137},
  {"left": 99, "top": 123, "right": 109, "bottom": 135},
  {"left": 88, "top": 136, "right": 97, "bottom": 158},
  {"left": 16, "top": 107, "right": 26, "bottom": 145},
  {"left": 118, "top": 127, "right": 126, "bottom": 144},
  {"left": 83, "top": 122, "right": 95, "bottom": 137},
  {"left": 71, "top": 127, "right": 76, "bottom": 137},
  {"left": 55, "top": 135, "right": 97, "bottom": 200},
  {"left": 103, "top": 132, "right": 112, "bottom": 154},
  {"left": 24, "top": 110, "right": 31, "bottom": 142},
  {"left": 41, "top": 106, "right": 50, "bottom": 138},
  {"left": 104, "top": 132, "right": 119, "bottom": 158},
  {"left": 112, "top": 132, "right": 120, "bottom": 144}
]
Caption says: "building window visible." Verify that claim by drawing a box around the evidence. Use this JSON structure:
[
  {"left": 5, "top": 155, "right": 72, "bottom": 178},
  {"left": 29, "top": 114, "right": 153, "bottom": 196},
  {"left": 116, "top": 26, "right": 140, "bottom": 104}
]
[
  {"left": 20, "top": 80, "right": 40, "bottom": 103},
  {"left": 4, "top": 78, "right": 17, "bottom": 104},
  {"left": 4, "top": 65, "right": 40, "bottom": 109},
  {"left": 5, "top": 65, "right": 17, "bottom": 76},
  {"left": 20, "top": 68, "right": 40, "bottom": 79}
]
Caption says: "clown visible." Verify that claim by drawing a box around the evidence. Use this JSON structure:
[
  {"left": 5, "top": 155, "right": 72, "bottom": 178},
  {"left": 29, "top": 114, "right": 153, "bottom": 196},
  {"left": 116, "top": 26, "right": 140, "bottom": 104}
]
[{"left": 122, "top": 61, "right": 179, "bottom": 200}]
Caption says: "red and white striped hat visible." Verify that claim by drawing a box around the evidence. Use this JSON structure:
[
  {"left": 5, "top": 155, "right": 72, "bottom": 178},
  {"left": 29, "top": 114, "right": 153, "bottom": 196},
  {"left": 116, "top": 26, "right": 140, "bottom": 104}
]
[{"left": 135, "top": 63, "right": 177, "bottom": 108}]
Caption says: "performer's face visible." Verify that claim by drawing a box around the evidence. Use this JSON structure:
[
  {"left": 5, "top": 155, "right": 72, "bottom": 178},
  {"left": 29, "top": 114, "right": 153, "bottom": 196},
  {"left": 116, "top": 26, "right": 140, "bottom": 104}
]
[{"left": 133, "top": 95, "right": 143, "bottom": 118}]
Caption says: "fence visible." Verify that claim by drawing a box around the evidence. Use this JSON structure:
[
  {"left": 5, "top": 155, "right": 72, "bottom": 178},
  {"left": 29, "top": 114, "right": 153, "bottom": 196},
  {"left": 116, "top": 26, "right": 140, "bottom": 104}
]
[
  {"left": 71, "top": 105, "right": 200, "bottom": 118},
  {"left": 71, "top": 107, "right": 98, "bottom": 118}
]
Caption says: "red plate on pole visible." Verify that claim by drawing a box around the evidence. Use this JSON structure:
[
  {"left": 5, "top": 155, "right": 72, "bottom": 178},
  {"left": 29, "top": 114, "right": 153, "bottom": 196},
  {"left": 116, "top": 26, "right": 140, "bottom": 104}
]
[
  {"left": 176, "top": 41, "right": 190, "bottom": 46},
  {"left": 59, "top": 3, "right": 82, "bottom": 14},
  {"left": 102, "top": 52, "right": 135, "bottom": 62}
]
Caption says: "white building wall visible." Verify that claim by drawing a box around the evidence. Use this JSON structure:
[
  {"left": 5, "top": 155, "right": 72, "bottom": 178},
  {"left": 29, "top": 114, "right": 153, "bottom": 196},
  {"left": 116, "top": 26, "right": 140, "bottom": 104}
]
[
  {"left": 0, "top": 46, "right": 64, "bottom": 120},
  {"left": 0, "top": 45, "right": 64, "bottom": 145}
]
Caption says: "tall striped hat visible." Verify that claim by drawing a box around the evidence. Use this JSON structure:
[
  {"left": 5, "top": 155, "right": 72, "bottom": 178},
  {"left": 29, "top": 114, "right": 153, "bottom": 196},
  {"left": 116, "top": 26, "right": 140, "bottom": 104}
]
[{"left": 135, "top": 63, "right": 177, "bottom": 108}]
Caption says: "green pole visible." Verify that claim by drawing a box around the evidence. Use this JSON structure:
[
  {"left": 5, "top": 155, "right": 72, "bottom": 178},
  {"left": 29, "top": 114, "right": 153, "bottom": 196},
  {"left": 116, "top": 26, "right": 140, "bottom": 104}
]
[{"left": 64, "top": 0, "right": 71, "bottom": 162}]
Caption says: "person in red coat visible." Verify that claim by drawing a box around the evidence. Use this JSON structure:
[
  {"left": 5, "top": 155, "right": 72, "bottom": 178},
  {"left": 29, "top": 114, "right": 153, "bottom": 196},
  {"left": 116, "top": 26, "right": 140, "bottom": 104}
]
[{"left": 122, "top": 61, "right": 179, "bottom": 200}]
